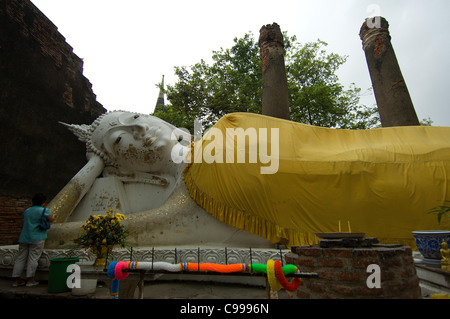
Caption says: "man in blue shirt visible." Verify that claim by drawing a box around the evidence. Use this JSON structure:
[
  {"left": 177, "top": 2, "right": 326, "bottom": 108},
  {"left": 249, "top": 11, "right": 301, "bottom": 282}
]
[{"left": 12, "top": 193, "right": 56, "bottom": 287}]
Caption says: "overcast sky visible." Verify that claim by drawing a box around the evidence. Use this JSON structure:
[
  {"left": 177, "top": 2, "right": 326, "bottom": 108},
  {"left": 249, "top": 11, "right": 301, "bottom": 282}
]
[{"left": 31, "top": 0, "right": 450, "bottom": 126}]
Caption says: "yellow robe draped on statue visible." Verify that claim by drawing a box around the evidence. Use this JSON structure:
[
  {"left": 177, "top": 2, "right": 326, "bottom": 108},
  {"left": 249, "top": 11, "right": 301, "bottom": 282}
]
[{"left": 183, "top": 113, "right": 450, "bottom": 248}]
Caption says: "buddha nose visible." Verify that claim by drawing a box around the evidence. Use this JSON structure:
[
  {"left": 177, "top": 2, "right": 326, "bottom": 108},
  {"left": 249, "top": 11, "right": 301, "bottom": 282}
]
[{"left": 133, "top": 125, "right": 149, "bottom": 139}]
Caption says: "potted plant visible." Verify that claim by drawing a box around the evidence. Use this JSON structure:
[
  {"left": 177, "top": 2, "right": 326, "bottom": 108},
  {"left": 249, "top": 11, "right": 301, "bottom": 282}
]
[
  {"left": 74, "top": 209, "right": 128, "bottom": 267},
  {"left": 412, "top": 202, "right": 450, "bottom": 266}
]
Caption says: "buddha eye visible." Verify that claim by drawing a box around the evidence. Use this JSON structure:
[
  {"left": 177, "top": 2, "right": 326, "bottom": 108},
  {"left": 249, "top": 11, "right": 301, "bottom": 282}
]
[{"left": 114, "top": 136, "right": 122, "bottom": 144}]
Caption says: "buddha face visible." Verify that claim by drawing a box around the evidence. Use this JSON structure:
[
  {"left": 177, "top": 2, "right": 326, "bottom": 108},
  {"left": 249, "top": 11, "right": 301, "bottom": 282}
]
[{"left": 91, "top": 112, "right": 189, "bottom": 175}]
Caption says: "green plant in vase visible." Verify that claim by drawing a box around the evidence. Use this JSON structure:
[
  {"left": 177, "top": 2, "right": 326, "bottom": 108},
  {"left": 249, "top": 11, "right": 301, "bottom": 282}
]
[
  {"left": 427, "top": 201, "right": 450, "bottom": 226},
  {"left": 412, "top": 201, "right": 450, "bottom": 266}
]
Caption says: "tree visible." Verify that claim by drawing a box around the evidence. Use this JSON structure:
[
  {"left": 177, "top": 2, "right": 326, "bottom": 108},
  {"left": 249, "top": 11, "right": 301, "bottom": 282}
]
[
  {"left": 154, "top": 32, "right": 380, "bottom": 133},
  {"left": 286, "top": 39, "right": 379, "bottom": 129},
  {"left": 420, "top": 117, "right": 433, "bottom": 126},
  {"left": 155, "top": 33, "right": 262, "bottom": 133}
]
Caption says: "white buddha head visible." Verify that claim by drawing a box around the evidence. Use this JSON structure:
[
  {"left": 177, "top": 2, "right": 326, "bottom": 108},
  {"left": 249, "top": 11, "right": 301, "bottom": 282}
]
[{"left": 62, "top": 111, "right": 190, "bottom": 177}]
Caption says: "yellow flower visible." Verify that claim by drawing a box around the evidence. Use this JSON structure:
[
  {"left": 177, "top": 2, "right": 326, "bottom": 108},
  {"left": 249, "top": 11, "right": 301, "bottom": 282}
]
[{"left": 76, "top": 208, "right": 128, "bottom": 249}]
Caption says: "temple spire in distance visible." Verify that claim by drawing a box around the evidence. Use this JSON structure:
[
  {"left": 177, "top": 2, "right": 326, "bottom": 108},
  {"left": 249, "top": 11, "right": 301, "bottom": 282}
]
[{"left": 153, "top": 75, "right": 165, "bottom": 114}]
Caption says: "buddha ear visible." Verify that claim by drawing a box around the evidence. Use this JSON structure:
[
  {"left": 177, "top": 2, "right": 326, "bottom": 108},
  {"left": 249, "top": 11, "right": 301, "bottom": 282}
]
[{"left": 59, "top": 122, "right": 92, "bottom": 144}]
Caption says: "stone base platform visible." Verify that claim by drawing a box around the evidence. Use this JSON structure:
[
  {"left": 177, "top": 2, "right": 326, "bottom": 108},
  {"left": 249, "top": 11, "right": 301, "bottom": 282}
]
[
  {"left": 0, "top": 245, "right": 292, "bottom": 298},
  {"left": 0, "top": 245, "right": 289, "bottom": 267},
  {"left": 0, "top": 245, "right": 289, "bottom": 286}
]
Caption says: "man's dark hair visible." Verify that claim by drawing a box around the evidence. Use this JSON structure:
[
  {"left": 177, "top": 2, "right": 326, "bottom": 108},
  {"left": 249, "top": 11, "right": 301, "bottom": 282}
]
[{"left": 32, "top": 193, "right": 47, "bottom": 206}]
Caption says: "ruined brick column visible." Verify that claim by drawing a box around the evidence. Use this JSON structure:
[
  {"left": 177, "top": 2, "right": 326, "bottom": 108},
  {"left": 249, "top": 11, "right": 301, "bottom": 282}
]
[
  {"left": 259, "top": 23, "right": 290, "bottom": 120},
  {"left": 360, "top": 17, "right": 419, "bottom": 127}
]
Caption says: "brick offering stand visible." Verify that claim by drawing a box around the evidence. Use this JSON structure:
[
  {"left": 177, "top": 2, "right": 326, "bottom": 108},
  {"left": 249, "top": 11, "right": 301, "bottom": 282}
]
[{"left": 285, "top": 237, "right": 422, "bottom": 299}]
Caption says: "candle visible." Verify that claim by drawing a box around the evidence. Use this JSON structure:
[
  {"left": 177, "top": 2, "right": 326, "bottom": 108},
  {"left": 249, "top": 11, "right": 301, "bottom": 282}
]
[
  {"left": 348, "top": 221, "right": 351, "bottom": 233},
  {"left": 339, "top": 220, "right": 341, "bottom": 232}
]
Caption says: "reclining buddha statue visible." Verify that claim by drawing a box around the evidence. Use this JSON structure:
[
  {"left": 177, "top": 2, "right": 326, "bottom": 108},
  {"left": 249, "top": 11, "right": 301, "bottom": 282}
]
[{"left": 45, "top": 111, "right": 450, "bottom": 249}]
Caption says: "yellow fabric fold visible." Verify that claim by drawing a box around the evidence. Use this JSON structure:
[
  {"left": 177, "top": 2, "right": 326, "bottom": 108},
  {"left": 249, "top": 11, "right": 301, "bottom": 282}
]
[{"left": 183, "top": 113, "right": 450, "bottom": 248}]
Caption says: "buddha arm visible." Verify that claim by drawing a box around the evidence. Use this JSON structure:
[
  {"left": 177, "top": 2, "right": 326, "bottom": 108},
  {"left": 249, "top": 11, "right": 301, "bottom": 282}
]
[{"left": 49, "top": 154, "right": 105, "bottom": 223}]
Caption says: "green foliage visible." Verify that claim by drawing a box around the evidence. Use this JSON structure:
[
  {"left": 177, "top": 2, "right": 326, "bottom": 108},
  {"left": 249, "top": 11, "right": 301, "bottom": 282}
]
[
  {"left": 420, "top": 117, "right": 433, "bottom": 126},
  {"left": 155, "top": 32, "right": 381, "bottom": 133},
  {"left": 427, "top": 201, "right": 450, "bottom": 225},
  {"left": 155, "top": 33, "right": 262, "bottom": 133},
  {"left": 286, "top": 39, "right": 379, "bottom": 129}
]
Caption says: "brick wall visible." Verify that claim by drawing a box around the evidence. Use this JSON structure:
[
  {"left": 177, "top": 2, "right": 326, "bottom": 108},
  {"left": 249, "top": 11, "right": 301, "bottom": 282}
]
[
  {"left": 0, "top": 196, "right": 30, "bottom": 245},
  {"left": 286, "top": 245, "right": 422, "bottom": 299},
  {"left": 0, "top": 0, "right": 107, "bottom": 245},
  {"left": 3, "top": 0, "right": 82, "bottom": 70}
]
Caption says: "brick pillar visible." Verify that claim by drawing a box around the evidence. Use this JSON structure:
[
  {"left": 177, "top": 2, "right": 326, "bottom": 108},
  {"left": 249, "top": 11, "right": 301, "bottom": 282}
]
[
  {"left": 359, "top": 17, "right": 419, "bottom": 127},
  {"left": 259, "top": 23, "right": 290, "bottom": 120},
  {"left": 286, "top": 245, "right": 422, "bottom": 299}
]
